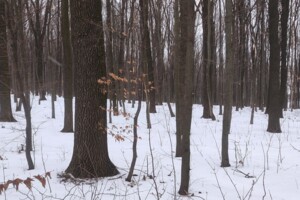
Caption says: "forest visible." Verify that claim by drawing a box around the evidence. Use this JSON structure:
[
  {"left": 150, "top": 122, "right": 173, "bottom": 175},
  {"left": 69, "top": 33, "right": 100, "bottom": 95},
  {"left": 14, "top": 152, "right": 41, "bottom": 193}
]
[{"left": 0, "top": 0, "right": 300, "bottom": 199}]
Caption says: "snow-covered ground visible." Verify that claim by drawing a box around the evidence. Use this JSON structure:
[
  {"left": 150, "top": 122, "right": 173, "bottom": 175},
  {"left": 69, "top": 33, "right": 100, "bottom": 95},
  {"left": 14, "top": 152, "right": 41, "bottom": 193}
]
[{"left": 0, "top": 95, "right": 300, "bottom": 199}]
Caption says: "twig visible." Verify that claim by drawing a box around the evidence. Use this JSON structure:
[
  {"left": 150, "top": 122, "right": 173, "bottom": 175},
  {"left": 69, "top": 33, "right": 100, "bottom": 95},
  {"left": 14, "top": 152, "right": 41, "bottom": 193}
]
[
  {"left": 223, "top": 168, "right": 242, "bottom": 200},
  {"left": 233, "top": 169, "right": 255, "bottom": 178}
]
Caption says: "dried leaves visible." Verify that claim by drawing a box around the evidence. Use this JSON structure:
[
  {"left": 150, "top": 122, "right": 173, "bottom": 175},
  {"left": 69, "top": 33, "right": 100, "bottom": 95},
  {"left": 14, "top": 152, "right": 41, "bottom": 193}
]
[{"left": 0, "top": 172, "right": 51, "bottom": 194}]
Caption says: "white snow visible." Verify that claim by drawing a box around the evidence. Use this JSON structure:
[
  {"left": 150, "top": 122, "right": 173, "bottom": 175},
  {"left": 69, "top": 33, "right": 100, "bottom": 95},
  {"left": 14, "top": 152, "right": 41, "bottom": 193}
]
[{"left": 0, "top": 95, "right": 299, "bottom": 199}]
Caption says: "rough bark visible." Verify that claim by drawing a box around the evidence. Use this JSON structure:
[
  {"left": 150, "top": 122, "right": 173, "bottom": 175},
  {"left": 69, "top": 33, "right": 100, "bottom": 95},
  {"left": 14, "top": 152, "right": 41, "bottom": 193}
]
[{"left": 66, "top": 0, "right": 119, "bottom": 178}]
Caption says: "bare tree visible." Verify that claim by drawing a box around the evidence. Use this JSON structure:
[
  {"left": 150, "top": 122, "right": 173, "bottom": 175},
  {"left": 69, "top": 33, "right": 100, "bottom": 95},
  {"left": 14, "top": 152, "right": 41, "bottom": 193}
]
[
  {"left": 178, "top": 0, "right": 195, "bottom": 195},
  {"left": 61, "top": 0, "right": 73, "bottom": 132},
  {"left": 221, "top": 0, "right": 234, "bottom": 167},
  {"left": 266, "top": 0, "right": 282, "bottom": 133},
  {"left": 0, "top": 0, "right": 16, "bottom": 122},
  {"left": 202, "top": 0, "right": 216, "bottom": 120},
  {"left": 25, "top": 0, "right": 53, "bottom": 101},
  {"left": 65, "top": 0, "right": 118, "bottom": 178}
]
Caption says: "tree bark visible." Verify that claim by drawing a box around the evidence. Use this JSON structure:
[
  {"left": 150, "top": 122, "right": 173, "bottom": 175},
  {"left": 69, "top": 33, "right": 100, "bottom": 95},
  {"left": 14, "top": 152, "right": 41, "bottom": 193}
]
[
  {"left": 279, "top": 0, "right": 290, "bottom": 113},
  {"left": 178, "top": 0, "right": 195, "bottom": 195},
  {"left": 202, "top": 0, "right": 216, "bottom": 120},
  {"left": 61, "top": 0, "right": 73, "bottom": 132},
  {"left": 0, "top": 0, "right": 16, "bottom": 122},
  {"left": 140, "top": 0, "right": 156, "bottom": 113},
  {"left": 221, "top": 0, "right": 234, "bottom": 168},
  {"left": 66, "top": 0, "right": 119, "bottom": 178},
  {"left": 267, "top": 0, "right": 281, "bottom": 133}
]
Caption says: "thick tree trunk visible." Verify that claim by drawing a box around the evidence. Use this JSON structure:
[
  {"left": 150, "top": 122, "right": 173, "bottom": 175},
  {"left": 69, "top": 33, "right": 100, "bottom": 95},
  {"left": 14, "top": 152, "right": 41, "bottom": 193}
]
[{"left": 66, "top": 0, "right": 118, "bottom": 178}]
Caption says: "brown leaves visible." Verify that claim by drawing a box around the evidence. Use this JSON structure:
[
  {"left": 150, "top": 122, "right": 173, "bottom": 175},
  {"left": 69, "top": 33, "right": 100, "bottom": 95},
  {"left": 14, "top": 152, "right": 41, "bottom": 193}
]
[
  {"left": 34, "top": 175, "right": 46, "bottom": 188},
  {"left": 114, "top": 134, "right": 125, "bottom": 142},
  {"left": 0, "top": 172, "right": 52, "bottom": 195},
  {"left": 45, "top": 172, "right": 52, "bottom": 179},
  {"left": 23, "top": 178, "right": 34, "bottom": 190},
  {"left": 12, "top": 178, "right": 23, "bottom": 191}
]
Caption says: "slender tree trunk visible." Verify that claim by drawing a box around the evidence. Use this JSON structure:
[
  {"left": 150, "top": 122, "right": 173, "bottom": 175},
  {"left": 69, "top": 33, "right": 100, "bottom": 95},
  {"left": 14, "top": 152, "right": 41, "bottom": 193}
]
[
  {"left": 140, "top": 0, "right": 156, "bottom": 113},
  {"left": 218, "top": 0, "right": 223, "bottom": 115},
  {"left": 106, "top": 0, "right": 118, "bottom": 116},
  {"left": 202, "top": 0, "right": 216, "bottom": 120},
  {"left": 280, "top": 0, "right": 290, "bottom": 113},
  {"left": 267, "top": 0, "right": 281, "bottom": 133},
  {"left": 178, "top": 0, "right": 195, "bottom": 195},
  {"left": 126, "top": 81, "right": 142, "bottom": 182},
  {"left": 174, "top": 0, "right": 182, "bottom": 157},
  {"left": 0, "top": 1, "right": 16, "bottom": 122},
  {"left": 61, "top": 0, "right": 73, "bottom": 132},
  {"left": 221, "top": 0, "right": 234, "bottom": 167}
]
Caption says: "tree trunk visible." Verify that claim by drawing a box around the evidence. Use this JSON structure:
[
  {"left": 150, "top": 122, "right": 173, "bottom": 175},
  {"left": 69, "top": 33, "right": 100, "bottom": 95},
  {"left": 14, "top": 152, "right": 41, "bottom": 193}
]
[
  {"left": 106, "top": 0, "right": 118, "bottom": 116},
  {"left": 61, "top": 0, "right": 73, "bottom": 132},
  {"left": 174, "top": 0, "right": 182, "bottom": 157},
  {"left": 140, "top": 0, "right": 156, "bottom": 113},
  {"left": 267, "top": 0, "right": 282, "bottom": 133},
  {"left": 126, "top": 81, "right": 142, "bottom": 182},
  {"left": 279, "top": 0, "right": 290, "bottom": 113},
  {"left": 221, "top": 0, "right": 234, "bottom": 168},
  {"left": 202, "top": 0, "right": 216, "bottom": 120},
  {"left": 178, "top": 0, "right": 195, "bottom": 195},
  {"left": 0, "top": 1, "right": 16, "bottom": 122},
  {"left": 66, "top": 0, "right": 118, "bottom": 178}
]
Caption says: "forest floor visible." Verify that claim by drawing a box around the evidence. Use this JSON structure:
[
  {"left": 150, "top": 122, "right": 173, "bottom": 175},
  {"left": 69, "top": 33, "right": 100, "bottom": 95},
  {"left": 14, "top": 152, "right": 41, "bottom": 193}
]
[{"left": 0, "top": 95, "right": 300, "bottom": 200}]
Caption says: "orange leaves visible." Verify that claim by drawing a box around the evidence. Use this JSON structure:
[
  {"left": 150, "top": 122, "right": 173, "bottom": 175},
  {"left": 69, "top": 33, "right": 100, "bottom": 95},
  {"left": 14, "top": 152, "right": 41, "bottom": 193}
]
[{"left": 0, "top": 172, "right": 51, "bottom": 195}]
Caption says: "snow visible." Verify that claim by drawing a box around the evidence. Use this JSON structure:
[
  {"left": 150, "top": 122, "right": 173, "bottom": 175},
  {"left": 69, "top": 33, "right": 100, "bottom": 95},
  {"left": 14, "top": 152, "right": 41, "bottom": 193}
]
[{"left": 0, "top": 95, "right": 300, "bottom": 199}]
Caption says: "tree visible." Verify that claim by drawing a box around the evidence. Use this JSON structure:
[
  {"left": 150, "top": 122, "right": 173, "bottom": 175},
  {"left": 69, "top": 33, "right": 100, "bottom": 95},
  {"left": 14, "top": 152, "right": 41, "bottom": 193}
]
[
  {"left": 178, "top": 0, "right": 195, "bottom": 195},
  {"left": 221, "top": 0, "right": 234, "bottom": 167},
  {"left": 61, "top": 0, "right": 73, "bottom": 132},
  {"left": 106, "top": 0, "right": 118, "bottom": 116},
  {"left": 201, "top": 0, "right": 216, "bottom": 120},
  {"left": 266, "top": 0, "right": 281, "bottom": 133},
  {"left": 140, "top": 0, "right": 156, "bottom": 113},
  {"left": 174, "top": 0, "right": 183, "bottom": 157},
  {"left": 280, "top": 0, "right": 290, "bottom": 112},
  {"left": 65, "top": 0, "right": 118, "bottom": 178},
  {"left": 0, "top": 0, "right": 16, "bottom": 122},
  {"left": 25, "top": 0, "right": 53, "bottom": 101},
  {"left": 4, "top": 0, "right": 34, "bottom": 169}
]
